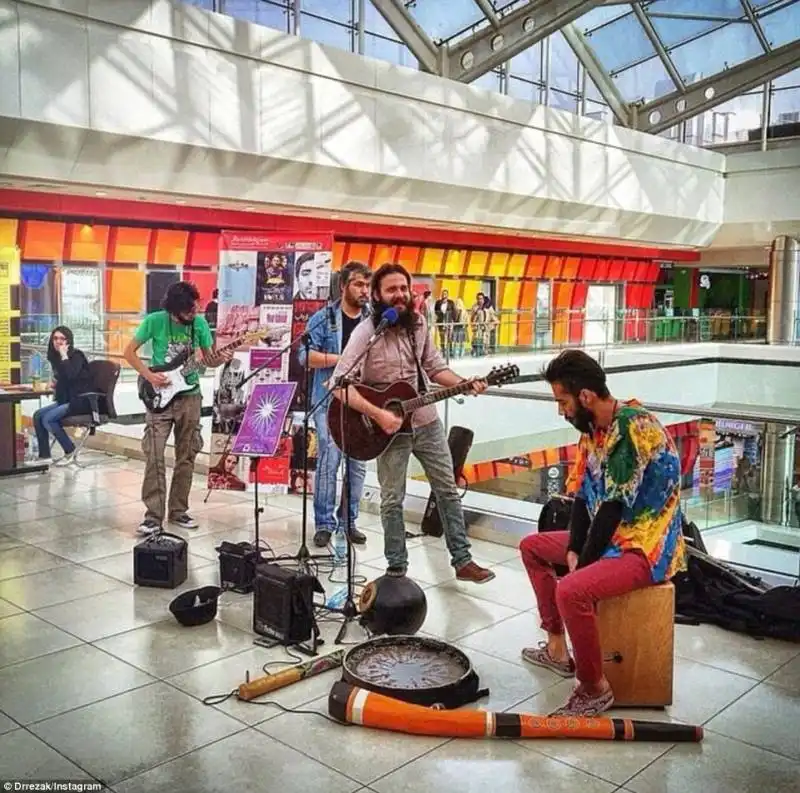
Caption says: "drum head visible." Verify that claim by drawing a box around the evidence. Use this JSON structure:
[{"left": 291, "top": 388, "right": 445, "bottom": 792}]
[{"left": 341, "top": 635, "right": 477, "bottom": 708}]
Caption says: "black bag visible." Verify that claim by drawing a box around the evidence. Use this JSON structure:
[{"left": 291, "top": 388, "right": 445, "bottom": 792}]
[
  {"left": 537, "top": 495, "right": 574, "bottom": 578},
  {"left": 673, "top": 547, "right": 800, "bottom": 642}
]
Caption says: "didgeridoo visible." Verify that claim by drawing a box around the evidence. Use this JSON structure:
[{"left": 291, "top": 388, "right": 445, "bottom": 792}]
[
  {"left": 238, "top": 650, "right": 344, "bottom": 701},
  {"left": 328, "top": 681, "right": 703, "bottom": 743}
]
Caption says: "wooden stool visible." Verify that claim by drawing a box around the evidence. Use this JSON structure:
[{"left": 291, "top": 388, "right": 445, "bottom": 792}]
[{"left": 596, "top": 582, "right": 675, "bottom": 707}]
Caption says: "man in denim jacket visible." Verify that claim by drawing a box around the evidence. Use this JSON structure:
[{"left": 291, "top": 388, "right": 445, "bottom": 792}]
[{"left": 300, "top": 261, "right": 372, "bottom": 548}]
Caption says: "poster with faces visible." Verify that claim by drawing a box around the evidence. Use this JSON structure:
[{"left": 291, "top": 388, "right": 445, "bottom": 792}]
[{"left": 293, "top": 251, "right": 332, "bottom": 301}]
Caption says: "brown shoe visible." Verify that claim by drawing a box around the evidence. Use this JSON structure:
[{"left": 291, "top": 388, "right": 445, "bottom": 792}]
[{"left": 455, "top": 561, "right": 495, "bottom": 584}]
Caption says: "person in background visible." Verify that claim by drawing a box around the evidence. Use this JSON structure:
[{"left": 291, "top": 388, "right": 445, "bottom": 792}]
[
  {"left": 470, "top": 293, "right": 497, "bottom": 356},
  {"left": 451, "top": 298, "right": 469, "bottom": 358},
  {"left": 301, "top": 260, "right": 372, "bottom": 548},
  {"left": 205, "top": 289, "right": 218, "bottom": 333},
  {"left": 33, "top": 326, "right": 96, "bottom": 465},
  {"left": 124, "top": 281, "right": 232, "bottom": 535},
  {"left": 434, "top": 289, "right": 455, "bottom": 355}
]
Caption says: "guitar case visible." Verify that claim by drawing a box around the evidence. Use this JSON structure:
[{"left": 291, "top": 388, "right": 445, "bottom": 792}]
[{"left": 421, "top": 426, "right": 474, "bottom": 538}]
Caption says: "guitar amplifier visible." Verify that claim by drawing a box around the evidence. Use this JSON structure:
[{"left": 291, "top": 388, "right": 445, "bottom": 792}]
[
  {"left": 421, "top": 426, "right": 474, "bottom": 538},
  {"left": 216, "top": 540, "right": 261, "bottom": 594},
  {"left": 252, "top": 563, "right": 317, "bottom": 645},
  {"left": 133, "top": 532, "right": 188, "bottom": 589}
]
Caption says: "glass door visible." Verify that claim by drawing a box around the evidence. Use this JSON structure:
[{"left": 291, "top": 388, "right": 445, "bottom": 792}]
[{"left": 585, "top": 284, "right": 617, "bottom": 346}]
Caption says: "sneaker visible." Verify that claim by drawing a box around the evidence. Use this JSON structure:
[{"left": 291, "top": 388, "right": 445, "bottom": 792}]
[
  {"left": 455, "top": 560, "right": 496, "bottom": 584},
  {"left": 549, "top": 684, "right": 615, "bottom": 717},
  {"left": 53, "top": 452, "right": 75, "bottom": 467},
  {"left": 169, "top": 514, "right": 199, "bottom": 530},
  {"left": 138, "top": 518, "right": 162, "bottom": 536},
  {"left": 521, "top": 642, "right": 575, "bottom": 678},
  {"left": 314, "top": 529, "right": 332, "bottom": 547}
]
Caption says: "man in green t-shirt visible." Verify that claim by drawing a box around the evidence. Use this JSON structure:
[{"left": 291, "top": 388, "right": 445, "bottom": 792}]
[{"left": 124, "top": 281, "right": 231, "bottom": 534}]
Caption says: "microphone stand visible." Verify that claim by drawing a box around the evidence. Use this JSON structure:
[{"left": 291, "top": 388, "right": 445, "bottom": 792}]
[{"left": 305, "top": 319, "right": 394, "bottom": 644}]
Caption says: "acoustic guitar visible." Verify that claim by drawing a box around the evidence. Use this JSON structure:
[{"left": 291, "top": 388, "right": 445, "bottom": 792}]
[
  {"left": 137, "top": 330, "right": 268, "bottom": 412},
  {"left": 327, "top": 363, "right": 520, "bottom": 461}
]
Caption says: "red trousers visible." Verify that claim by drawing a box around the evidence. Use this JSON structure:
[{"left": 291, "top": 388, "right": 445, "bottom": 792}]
[{"left": 519, "top": 530, "right": 652, "bottom": 686}]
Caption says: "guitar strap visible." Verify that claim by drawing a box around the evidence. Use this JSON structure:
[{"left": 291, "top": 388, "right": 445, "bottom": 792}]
[{"left": 406, "top": 324, "right": 428, "bottom": 395}]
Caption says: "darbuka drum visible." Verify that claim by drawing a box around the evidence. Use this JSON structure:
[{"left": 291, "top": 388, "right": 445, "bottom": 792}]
[
  {"left": 341, "top": 635, "right": 486, "bottom": 709},
  {"left": 358, "top": 574, "right": 427, "bottom": 636}
]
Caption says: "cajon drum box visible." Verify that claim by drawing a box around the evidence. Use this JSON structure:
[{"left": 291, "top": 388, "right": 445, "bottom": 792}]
[{"left": 596, "top": 582, "right": 675, "bottom": 707}]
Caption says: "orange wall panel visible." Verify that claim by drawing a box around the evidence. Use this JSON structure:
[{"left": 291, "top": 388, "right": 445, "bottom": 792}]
[
  {"left": 20, "top": 220, "right": 66, "bottom": 261},
  {"left": 186, "top": 232, "right": 219, "bottom": 268},
  {"left": 105, "top": 268, "right": 145, "bottom": 312},
  {"left": 371, "top": 244, "right": 397, "bottom": 267},
  {"left": 346, "top": 243, "right": 373, "bottom": 265},
  {"left": 561, "top": 256, "right": 580, "bottom": 279},
  {"left": 68, "top": 223, "right": 109, "bottom": 262},
  {"left": 552, "top": 281, "right": 574, "bottom": 344},
  {"left": 152, "top": 229, "right": 189, "bottom": 266},
  {"left": 518, "top": 280, "right": 538, "bottom": 345},
  {"left": 544, "top": 255, "right": 565, "bottom": 279},
  {"left": 110, "top": 227, "right": 152, "bottom": 264},
  {"left": 396, "top": 246, "right": 421, "bottom": 273},
  {"left": 332, "top": 241, "right": 347, "bottom": 269}
]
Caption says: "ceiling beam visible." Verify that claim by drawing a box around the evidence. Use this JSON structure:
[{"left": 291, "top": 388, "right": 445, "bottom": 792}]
[
  {"left": 367, "top": 0, "right": 441, "bottom": 74},
  {"left": 561, "top": 23, "right": 632, "bottom": 126},
  {"left": 471, "top": 0, "right": 501, "bottom": 30},
  {"left": 445, "top": 0, "right": 606, "bottom": 82},
  {"left": 635, "top": 39, "right": 800, "bottom": 134},
  {"left": 629, "top": 2, "right": 686, "bottom": 93}
]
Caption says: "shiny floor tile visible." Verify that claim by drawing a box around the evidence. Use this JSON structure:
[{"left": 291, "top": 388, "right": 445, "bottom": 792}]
[
  {"left": 0, "top": 563, "right": 127, "bottom": 610},
  {"left": 0, "top": 612, "right": 81, "bottom": 668},
  {"left": 438, "top": 561, "right": 536, "bottom": 607},
  {"left": 0, "top": 644, "right": 155, "bottom": 725},
  {"left": 0, "top": 545, "right": 71, "bottom": 581},
  {"left": 370, "top": 736, "right": 615, "bottom": 793},
  {"left": 0, "top": 597, "right": 23, "bottom": 618},
  {"left": 458, "top": 609, "right": 546, "bottom": 665},
  {"left": 0, "top": 711, "right": 19, "bottom": 735},
  {"left": 705, "top": 682, "right": 800, "bottom": 760},
  {"left": 766, "top": 654, "right": 800, "bottom": 693},
  {"left": 624, "top": 731, "right": 800, "bottom": 793},
  {"left": 0, "top": 728, "right": 95, "bottom": 781},
  {"left": 413, "top": 586, "right": 520, "bottom": 641},
  {"left": 0, "top": 532, "right": 24, "bottom": 552},
  {"left": 674, "top": 622, "right": 799, "bottom": 680},
  {"left": 95, "top": 619, "right": 256, "bottom": 678},
  {"left": 36, "top": 528, "right": 143, "bottom": 564},
  {"left": 32, "top": 587, "right": 173, "bottom": 642},
  {"left": 114, "top": 726, "right": 359, "bottom": 793},
  {"left": 29, "top": 682, "right": 244, "bottom": 785},
  {"left": 256, "top": 694, "right": 448, "bottom": 785}
]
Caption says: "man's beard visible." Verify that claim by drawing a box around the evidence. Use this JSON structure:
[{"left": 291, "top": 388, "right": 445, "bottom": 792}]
[
  {"left": 566, "top": 404, "right": 595, "bottom": 435},
  {"left": 371, "top": 295, "right": 415, "bottom": 328}
]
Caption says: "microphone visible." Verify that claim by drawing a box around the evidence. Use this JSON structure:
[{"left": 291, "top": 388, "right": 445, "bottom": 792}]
[{"left": 366, "top": 307, "right": 399, "bottom": 344}]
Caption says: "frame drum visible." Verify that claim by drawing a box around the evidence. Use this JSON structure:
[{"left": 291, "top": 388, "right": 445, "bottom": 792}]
[{"left": 341, "top": 635, "right": 486, "bottom": 709}]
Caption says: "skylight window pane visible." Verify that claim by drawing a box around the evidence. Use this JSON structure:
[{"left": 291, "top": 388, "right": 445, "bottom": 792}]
[
  {"left": 406, "top": 0, "right": 486, "bottom": 42},
  {"left": 669, "top": 22, "right": 765, "bottom": 83},
  {"left": 584, "top": 12, "right": 657, "bottom": 72},
  {"left": 758, "top": 2, "right": 800, "bottom": 49},
  {"left": 576, "top": 4, "right": 633, "bottom": 32},
  {"left": 613, "top": 56, "right": 677, "bottom": 102}
]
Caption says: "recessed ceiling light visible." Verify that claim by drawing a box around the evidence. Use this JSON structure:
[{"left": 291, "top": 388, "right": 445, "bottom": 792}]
[
  {"left": 95, "top": 191, "right": 106, "bottom": 197},
  {"left": 175, "top": 199, "right": 186, "bottom": 204},
  {"left": 244, "top": 206, "right": 255, "bottom": 211}
]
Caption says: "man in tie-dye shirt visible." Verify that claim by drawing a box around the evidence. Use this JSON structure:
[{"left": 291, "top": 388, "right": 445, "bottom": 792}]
[{"left": 519, "top": 350, "right": 686, "bottom": 717}]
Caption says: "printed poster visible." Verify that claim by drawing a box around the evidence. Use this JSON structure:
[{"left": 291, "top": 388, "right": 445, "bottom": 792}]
[
  {"left": 288, "top": 299, "right": 325, "bottom": 411},
  {"left": 208, "top": 230, "right": 333, "bottom": 495},
  {"left": 232, "top": 382, "right": 296, "bottom": 457}
]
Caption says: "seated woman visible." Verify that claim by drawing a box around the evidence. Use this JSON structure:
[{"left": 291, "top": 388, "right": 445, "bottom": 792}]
[{"left": 33, "top": 326, "right": 95, "bottom": 464}]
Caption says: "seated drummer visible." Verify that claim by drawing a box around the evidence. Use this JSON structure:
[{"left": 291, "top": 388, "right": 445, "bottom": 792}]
[{"left": 519, "top": 350, "right": 686, "bottom": 717}]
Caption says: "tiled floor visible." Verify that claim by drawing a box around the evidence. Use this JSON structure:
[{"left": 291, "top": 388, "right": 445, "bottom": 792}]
[{"left": 0, "top": 453, "right": 799, "bottom": 793}]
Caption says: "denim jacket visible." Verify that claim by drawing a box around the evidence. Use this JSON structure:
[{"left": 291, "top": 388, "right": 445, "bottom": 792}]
[{"left": 298, "top": 299, "right": 370, "bottom": 414}]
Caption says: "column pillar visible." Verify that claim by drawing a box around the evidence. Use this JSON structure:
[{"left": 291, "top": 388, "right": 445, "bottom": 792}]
[
  {"left": 767, "top": 236, "right": 800, "bottom": 344},
  {"left": 759, "top": 422, "right": 794, "bottom": 524}
]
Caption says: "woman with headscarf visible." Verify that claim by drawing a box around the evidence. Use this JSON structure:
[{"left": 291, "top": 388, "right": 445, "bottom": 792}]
[{"left": 33, "top": 326, "right": 95, "bottom": 463}]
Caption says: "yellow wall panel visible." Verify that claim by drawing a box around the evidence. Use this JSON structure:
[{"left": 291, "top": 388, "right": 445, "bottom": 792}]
[
  {"left": 498, "top": 280, "right": 521, "bottom": 347},
  {"left": 487, "top": 252, "right": 509, "bottom": 277},
  {"left": 419, "top": 247, "right": 445, "bottom": 274},
  {"left": 443, "top": 249, "right": 466, "bottom": 275},
  {"left": 461, "top": 279, "right": 481, "bottom": 309},
  {"left": 467, "top": 250, "right": 488, "bottom": 276},
  {"left": 507, "top": 253, "right": 527, "bottom": 279},
  {"left": 0, "top": 219, "right": 18, "bottom": 248}
]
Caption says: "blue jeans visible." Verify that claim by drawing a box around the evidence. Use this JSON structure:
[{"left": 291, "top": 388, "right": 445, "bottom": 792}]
[
  {"left": 376, "top": 418, "right": 472, "bottom": 570},
  {"left": 33, "top": 403, "right": 74, "bottom": 457},
  {"left": 313, "top": 405, "right": 367, "bottom": 533}
]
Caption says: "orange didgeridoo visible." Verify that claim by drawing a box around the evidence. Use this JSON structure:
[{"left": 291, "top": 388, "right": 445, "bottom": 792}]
[{"left": 328, "top": 682, "right": 703, "bottom": 742}]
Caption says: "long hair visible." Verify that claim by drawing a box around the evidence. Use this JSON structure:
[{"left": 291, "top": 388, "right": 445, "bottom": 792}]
[
  {"left": 369, "top": 262, "right": 418, "bottom": 327},
  {"left": 46, "top": 325, "right": 75, "bottom": 369}
]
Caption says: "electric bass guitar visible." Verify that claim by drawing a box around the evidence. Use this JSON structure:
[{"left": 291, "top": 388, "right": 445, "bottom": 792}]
[
  {"left": 327, "top": 363, "right": 520, "bottom": 461},
  {"left": 137, "top": 330, "right": 267, "bottom": 412}
]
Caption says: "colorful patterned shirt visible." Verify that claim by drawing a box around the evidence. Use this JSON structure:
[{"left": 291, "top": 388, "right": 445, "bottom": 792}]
[{"left": 571, "top": 400, "right": 687, "bottom": 583}]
